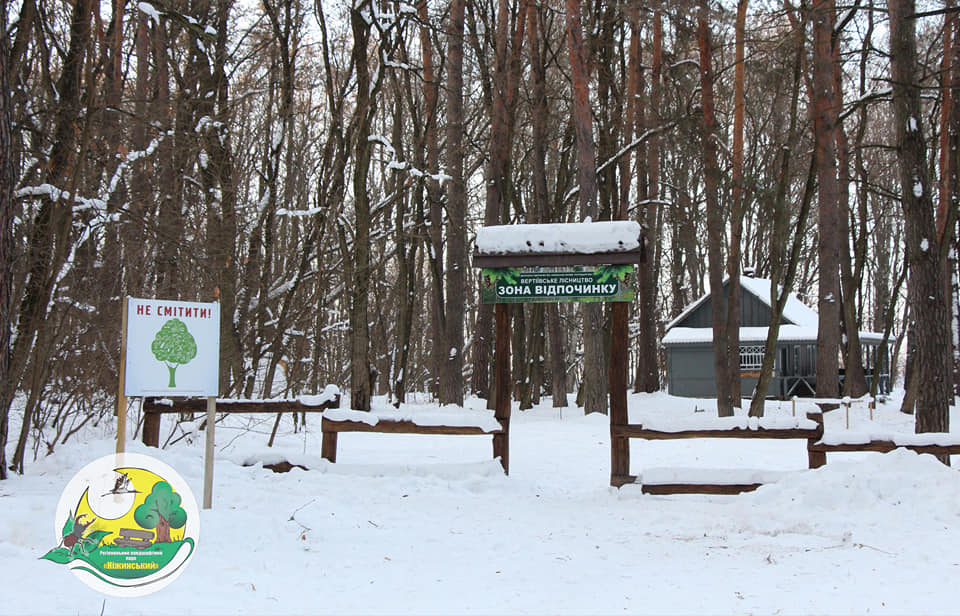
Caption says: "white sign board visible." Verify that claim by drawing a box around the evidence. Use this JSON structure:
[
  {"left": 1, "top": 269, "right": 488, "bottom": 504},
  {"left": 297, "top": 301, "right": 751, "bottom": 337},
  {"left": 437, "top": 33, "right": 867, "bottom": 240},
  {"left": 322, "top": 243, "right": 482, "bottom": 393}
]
[{"left": 124, "top": 298, "right": 220, "bottom": 396}]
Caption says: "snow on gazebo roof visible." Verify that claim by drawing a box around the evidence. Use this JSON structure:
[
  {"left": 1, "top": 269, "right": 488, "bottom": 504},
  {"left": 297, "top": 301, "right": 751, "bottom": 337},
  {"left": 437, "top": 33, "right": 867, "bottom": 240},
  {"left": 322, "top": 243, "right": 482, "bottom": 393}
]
[{"left": 472, "top": 220, "right": 644, "bottom": 268}]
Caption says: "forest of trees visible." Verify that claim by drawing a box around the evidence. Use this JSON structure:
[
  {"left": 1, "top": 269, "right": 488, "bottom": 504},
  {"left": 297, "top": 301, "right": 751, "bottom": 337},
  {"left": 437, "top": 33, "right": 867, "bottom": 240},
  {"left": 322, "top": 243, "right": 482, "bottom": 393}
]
[{"left": 1, "top": 0, "right": 958, "bottom": 478}]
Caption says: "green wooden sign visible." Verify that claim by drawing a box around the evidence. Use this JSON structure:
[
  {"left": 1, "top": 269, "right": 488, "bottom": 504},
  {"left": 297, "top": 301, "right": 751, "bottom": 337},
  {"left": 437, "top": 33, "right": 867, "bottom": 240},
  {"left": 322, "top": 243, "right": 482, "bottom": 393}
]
[{"left": 480, "top": 265, "right": 635, "bottom": 304}]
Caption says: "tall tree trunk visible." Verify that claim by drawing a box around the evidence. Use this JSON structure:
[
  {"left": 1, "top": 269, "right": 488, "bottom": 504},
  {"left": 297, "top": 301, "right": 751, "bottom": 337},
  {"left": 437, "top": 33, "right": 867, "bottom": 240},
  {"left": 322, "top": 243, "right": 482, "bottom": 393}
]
[
  {"left": 698, "top": 0, "right": 733, "bottom": 416},
  {"left": 726, "top": 0, "right": 748, "bottom": 406},
  {"left": 0, "top": 3, "right": 13, "bottom": 479},
  {"left": 566, "top": 0, "right": 606, "bottom": 414},
  {"left": 833, "top": 22, "right": 867, "bottom": 397},
  {"left": 418, "top": 0, "right": 444, "bottom": 400},
  {"left": 750, "top": 21, "right": 810, "bottom": 415},
  {"left": 812, "top": 0, "right": 841, "bottom": 402},
  {"left": 154, "top": 24, "right": 180, "bottom": 300},
  {"left": 348, "top": 2, "right": 375, "bottom": 411},
  {"left": 474, "top": 0, "right": 525, "bottom": 404},
  {"left": 526, "top": 1, "right": 567, "bottom": 407},
  {"left": 939, "top": 0, "right": 960, "bottom": 395},
  {"left": 888, "top": 0, "right": 952, "bottom": 441},
  {"left": 196, "top": 0, "right": 241, "bottom": 397},
  {"left": 441, "top": 0, "right": 467, "bottom": 406},
  {"left": 636, "top": 5, "right": 660, "bottom": 393},
  {"left": 9, "top": 0, "right": 92, "bottom": 472}
]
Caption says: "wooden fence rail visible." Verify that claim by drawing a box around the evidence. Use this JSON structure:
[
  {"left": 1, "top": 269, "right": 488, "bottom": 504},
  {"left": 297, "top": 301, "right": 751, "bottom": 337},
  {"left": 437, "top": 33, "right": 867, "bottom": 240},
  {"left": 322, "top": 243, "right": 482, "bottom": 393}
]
[
  {"left": 320, "top": 416, "right": 508, "bottom": 472},
  {"left": 621, "top": 410, "right": 960, "bottom": 494},
  {"left": 141, "top": 395, "right": 341, "bottom": 447}
]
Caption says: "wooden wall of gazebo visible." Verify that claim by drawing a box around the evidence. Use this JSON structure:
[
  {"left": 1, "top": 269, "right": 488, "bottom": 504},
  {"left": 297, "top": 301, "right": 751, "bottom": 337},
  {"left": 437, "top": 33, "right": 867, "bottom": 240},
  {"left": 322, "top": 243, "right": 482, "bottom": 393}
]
[{"left": 473, "top": 241, "right": 644, "bottom": 486}]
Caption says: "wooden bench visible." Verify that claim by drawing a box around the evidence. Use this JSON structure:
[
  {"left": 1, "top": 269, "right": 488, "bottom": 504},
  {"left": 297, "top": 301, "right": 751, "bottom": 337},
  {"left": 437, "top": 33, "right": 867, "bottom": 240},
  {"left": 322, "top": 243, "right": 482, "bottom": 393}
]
[
  {"left": 320, "top": 413, "right": 509, "bottom": 473},
  {"left": 114, "top": 528, "right": 154, "bottom": 549},
  {"left": 142, "top": 395, "right": 341, "bottom": 447}
]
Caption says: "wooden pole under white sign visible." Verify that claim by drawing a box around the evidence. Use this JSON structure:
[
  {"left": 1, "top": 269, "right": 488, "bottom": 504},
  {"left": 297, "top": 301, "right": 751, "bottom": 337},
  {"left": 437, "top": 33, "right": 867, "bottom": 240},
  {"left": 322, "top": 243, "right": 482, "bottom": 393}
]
[
  {"left": 203, "top": 396, "right": 216, "bottom": 509},
  {"left": 116, "top": 297, "right": 129, "bottom": 454}
]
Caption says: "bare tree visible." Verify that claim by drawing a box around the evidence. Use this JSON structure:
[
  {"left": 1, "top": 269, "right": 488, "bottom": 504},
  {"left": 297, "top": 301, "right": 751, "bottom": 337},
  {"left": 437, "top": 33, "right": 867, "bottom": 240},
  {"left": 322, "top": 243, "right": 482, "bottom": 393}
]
[
  {"left": 699, "top": 0, "right": 734, "bottom": 416},
  {"left": 0, "top": 3, "right": 14, "bottom": 479},
  {"left": 725, "top": 0, "right": 748, "bottom": 406},
  {"left": 812, "top": 0, "right": 841, "bottom": 403},
  {"left": 888, "top": 0, "right": 952, "bottom": 442},
  {"left": 441, "top": 0, "right": 467, "bottom": 406},
  {"left": 8, "top": 0, "right": 93, "bottom": 473},
  {"left": 566, "top": 0, "right": 607, "bottom": 414},
  {"left": 635, "top": 4, "right": 660, "bottom": 394}
]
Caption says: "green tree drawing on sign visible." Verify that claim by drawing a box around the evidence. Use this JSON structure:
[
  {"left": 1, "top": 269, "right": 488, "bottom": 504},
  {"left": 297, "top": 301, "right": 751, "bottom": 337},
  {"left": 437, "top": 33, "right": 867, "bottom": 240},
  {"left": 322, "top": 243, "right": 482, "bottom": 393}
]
[
  {"left": 151, "top": 319, "right": 197, "bottom": 388},
  {"left": 134, "top": 481, "right": 187, "bottom": 544}
]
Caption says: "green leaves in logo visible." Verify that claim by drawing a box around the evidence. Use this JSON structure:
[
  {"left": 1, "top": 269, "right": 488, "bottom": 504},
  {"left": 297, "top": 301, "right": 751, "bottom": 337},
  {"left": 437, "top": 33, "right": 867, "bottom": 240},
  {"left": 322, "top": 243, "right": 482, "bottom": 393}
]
[
  {"left": 44, "top": 521, "right": 110, "bottom": 564},
  {"left": 135, "top": 481, "right": 187, "bottom": 544},
  {"left": 41, "top": 547, "right": 73, "bottom": 564}
]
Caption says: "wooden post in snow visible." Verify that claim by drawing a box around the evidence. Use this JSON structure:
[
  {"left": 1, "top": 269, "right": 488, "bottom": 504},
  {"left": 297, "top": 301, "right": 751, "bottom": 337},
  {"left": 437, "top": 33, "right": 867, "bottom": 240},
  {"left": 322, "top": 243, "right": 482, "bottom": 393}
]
[
  {"left": 493, "top": 303, "right": 511, "bottom": 474},
  {"left": 609, "top": 302, "right": 630, "bottom": 483},
  {"left": 203, "top": 396, "right": 216, "bottom": 509},
  {"left": 116, "top": 297, "right": 129, "bottom": 454}
]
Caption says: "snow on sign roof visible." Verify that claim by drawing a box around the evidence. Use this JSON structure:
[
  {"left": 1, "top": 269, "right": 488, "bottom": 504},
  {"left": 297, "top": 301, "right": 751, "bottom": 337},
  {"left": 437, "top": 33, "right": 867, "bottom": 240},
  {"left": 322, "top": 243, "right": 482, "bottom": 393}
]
[{"left": 475, "top": 220, "right": 642, "bottom": 255}]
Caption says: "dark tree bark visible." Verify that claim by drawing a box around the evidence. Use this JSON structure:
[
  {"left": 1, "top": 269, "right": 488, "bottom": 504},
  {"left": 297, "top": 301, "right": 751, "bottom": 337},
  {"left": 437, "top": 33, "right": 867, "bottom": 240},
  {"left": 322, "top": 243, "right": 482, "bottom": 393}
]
[
  {"left": 441, "top": 0, "right": 467, "bottom": 406},
  {"left": 473, "top": 0, "right": 525, "bottom": 404},
  {"left": 566, "top": 0, "right": 607, "bottom": 414},
  {"left": 348, "top": 1, "right": 375, "bottom": 411},
  {"left": 698, "top": 0, "right": 733, "bottom": 416},
  {"left": 419, "top": 0, "right": 445, "bottom": 400},
  {"left": 0, "top": 3, "right": 14, "bottom": 479},
  {"left": 635, "top": 5, "right": 660, "bottom": 393},
  {"left": 525, "top": 1, "right": 567, "bottom": 407},
  {"left": 939, "top": 0, "right": 960, "bottom": 395},
  {"left": 8, "top": 0, "right": 93, "bottom": 473},
  {"left": 888, "top": 0, "right": 952, "bottom": 440},
  {"left": 833, "top": 21, "right": 867, "bottom": 397},
  {"left": 812, "top": 0, "right": 841, "bottom": 402},
  {"left": 193, "top": 0, "right": 242, "bottom": 397},
  {"left": 750, "top": 21, "right": 811, "bottom": 415},
  {"left": 726, "top": 0, "right": 748, "bottom": 406}
]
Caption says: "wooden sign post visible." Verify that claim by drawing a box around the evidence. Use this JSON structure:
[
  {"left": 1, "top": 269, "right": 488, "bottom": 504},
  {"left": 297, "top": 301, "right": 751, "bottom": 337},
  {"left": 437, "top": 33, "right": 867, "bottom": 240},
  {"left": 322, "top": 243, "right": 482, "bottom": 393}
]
[
  {"left": 116, "top": 297, "right": 129, "bottom": 454},
  {"left": 472, "top": 221, "right": 645, "bottom": 486},
  {"left": 203, "top": 396, "right": 216, "bottom": 509},
  {"left": 121, "top": 297, "right": 220, "bottom": 507}
]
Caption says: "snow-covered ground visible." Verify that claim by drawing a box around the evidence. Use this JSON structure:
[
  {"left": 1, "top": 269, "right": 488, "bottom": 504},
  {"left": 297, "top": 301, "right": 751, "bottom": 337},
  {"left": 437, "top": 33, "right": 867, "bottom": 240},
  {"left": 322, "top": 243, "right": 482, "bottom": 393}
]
[{"left": 3, "top": 390, "right": 960, "bottom": 615}]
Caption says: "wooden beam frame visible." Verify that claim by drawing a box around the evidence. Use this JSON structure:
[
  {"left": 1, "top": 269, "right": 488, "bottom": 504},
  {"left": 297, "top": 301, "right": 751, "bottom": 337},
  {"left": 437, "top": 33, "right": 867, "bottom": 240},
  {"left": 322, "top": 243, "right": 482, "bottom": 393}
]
[
  {"left": 472, "top": 227, "right": 645, "bottom": 487},
  {"left": 142, "top": 396, "right": 341, "bottom": 448},
  {"left": 473, "top": 248, "right": 645, "bottom": 269}
]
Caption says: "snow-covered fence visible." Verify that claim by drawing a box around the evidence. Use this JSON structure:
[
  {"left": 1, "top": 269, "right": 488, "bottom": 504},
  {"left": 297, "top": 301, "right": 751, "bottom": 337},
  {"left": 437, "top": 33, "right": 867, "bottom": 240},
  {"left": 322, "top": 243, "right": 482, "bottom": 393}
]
[
  {"left": 614, "top": 414, "right": 825, "bottom": 492},
  {"left": 320, "top": 407, "right": 508, "bottom": 472},
  {"left": 141, "top": 391, "right": 341, "bottom": 448},
  {"left": 622, "top": 407, "right": 960, "bottom": 494}
]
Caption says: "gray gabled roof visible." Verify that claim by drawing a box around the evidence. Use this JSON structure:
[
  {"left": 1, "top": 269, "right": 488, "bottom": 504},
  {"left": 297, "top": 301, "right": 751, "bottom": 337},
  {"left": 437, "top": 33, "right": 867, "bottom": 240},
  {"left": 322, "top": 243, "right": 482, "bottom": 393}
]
[{"left": 662, "top": 276, "right": 883, "bottom": 345}]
